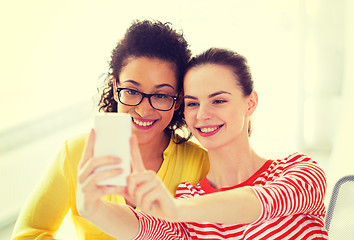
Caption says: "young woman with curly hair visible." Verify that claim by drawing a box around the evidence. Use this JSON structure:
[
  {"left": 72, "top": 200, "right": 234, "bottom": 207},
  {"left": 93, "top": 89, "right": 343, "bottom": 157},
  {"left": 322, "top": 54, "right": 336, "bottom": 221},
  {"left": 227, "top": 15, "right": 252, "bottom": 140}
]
[{"left": 12, "top": 20, "right": 209, "bottom": 240}]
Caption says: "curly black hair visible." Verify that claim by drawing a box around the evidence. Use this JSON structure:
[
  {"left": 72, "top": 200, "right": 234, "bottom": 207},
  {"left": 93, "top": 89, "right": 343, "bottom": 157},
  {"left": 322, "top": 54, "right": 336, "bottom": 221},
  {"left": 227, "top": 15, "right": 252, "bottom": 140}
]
[{"left": 98, "top": 19, "right": 192, "bottom": 142}]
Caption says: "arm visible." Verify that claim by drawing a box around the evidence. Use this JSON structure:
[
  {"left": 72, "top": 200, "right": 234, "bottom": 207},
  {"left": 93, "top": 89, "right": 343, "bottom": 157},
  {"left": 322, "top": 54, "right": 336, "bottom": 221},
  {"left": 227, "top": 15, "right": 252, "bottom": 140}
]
[
  {"left": 129, "top": 173, "right": 261, "bottom": 225},
  {"left": 252, "top": 158, "right": 327, "bottom": 223},
  {"left": 12, "top": 142, "right": 72, "bottom": 240},
  {"left": 127, "top": 136, "right": 261, "bottom": 225},
  {"left": 83, "top": 200, "right": 139, "bottom": 239},
  {"left": 176, "top": 186, "right": 261, "bottom": 224},
  {"left": 130, "top": 155, "right": 326, "bottom": 226},
  {"left": 76, "top": 129, "right": 139, "bottom": 240},
  {"left": 175, "top": 158, "right": 326, "bottom": 224},
  {"left": 78, "top": 133, "right": 193, "bottom": 239}
]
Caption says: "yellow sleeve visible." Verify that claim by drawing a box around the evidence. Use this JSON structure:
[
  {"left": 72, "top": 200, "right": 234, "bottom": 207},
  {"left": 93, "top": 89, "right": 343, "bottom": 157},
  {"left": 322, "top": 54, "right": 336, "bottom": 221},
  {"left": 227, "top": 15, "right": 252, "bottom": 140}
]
[
  {"left": 11, "top": 139, "right": 73, "bottom": 240},
  {"left": 11, "top": 133, "right": 125, "bottom": 240},
  {"left": 11, "top": 134, "right": 209, "bottom": 240}
]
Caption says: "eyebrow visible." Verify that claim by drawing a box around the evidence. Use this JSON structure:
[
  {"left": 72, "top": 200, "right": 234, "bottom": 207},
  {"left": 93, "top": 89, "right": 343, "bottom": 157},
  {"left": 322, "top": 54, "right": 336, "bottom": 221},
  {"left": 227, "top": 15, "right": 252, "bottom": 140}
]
[
  {"left": 184, "top": 91, "right": 231, "bottom": 100},
  {"left": 209, "top": 91, "right": 231, "bottom": 98},
  {"left": 121, "top": 80, "right": 140, "bottom": 86},
  {"left": 121, "top": 80, "right": 175, "bottom": 90},
  {"left": 156, "top": 83, "right": 175, "bottom": 90}
]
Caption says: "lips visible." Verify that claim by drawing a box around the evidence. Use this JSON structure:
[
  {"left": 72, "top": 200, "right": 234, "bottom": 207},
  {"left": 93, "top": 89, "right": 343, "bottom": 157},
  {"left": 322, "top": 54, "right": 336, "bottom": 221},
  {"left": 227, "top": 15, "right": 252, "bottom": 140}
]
[
  {"left": 196, "top": 124, "right": 224, "bottom": 137},
  {"left": 132, "top": 117, "right": 157, "bottom": 130}
]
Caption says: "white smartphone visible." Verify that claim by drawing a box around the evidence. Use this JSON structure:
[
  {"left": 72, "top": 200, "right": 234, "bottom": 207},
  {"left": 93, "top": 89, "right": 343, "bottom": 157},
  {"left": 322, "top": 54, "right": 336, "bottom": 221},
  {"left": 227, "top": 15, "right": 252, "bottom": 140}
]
[{"left": 94, "top": 113, "right": 132, "bottom": 186}]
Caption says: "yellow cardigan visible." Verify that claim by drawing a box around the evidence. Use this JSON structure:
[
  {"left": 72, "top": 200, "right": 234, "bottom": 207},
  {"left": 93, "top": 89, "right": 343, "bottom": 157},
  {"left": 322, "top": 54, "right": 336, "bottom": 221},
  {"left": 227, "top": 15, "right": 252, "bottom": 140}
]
[{"left": 12, "top": 133, "right": 209, "bottom": 240}]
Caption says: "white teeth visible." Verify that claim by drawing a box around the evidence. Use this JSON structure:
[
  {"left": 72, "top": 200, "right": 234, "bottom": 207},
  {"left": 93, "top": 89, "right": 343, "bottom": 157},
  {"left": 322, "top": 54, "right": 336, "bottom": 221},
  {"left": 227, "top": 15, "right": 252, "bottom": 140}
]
[
  {"left": 200, "top": 127, "right": 218, "bottom": 133},
  {"left": 133, "top": 118, "right": 154, "bottom": 127}
]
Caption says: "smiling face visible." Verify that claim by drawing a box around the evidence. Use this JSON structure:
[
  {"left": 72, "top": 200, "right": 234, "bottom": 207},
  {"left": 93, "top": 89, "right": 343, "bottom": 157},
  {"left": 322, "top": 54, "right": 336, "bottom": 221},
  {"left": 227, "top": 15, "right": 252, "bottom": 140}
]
[
  {"left": 114, "top": 57, "right": 179, "bottom": 144},
  {"left": 184, "top": 64, "right": 257, "bottom": 150}
]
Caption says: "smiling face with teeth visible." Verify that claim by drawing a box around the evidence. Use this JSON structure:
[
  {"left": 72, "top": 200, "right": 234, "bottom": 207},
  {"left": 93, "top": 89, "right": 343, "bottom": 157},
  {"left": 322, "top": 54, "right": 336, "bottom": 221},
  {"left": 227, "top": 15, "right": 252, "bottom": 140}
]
[
  {"left": 114, "top": 57, "right": 180, "bottom": 145},
  {"left": 184, "top": 63, "right": 257, "bottom": 150}
]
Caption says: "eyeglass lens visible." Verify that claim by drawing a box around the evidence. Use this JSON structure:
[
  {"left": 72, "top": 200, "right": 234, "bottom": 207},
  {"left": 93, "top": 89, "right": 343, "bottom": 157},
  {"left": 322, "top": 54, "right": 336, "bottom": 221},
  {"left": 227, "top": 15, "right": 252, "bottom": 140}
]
[{"left": 118, "top": 89, "right": 175, "bottom": 110}]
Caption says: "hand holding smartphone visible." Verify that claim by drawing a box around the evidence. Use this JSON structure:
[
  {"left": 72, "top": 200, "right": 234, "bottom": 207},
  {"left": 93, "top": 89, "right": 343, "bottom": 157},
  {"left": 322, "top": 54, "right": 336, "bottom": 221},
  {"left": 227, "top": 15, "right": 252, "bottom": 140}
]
[{"left": 94, "top": 113, "right": 131, "bottom": 186}]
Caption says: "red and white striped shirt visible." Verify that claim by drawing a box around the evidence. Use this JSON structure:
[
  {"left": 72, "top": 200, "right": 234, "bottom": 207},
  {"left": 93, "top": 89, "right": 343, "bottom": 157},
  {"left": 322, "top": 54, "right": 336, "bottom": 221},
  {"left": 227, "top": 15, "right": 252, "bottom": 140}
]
[{"left": 132, "top": 153, "right": 328, "bottom": 239}]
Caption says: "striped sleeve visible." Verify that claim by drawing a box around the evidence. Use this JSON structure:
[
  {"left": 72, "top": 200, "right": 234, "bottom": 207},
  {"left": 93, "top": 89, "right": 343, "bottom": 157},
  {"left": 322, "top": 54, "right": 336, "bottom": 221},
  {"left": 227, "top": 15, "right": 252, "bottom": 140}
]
[
  {"left": 251, "top": 154, "right": 327, "bottom": 224},
  {"left": 130, "top": 207, "right": 189, "bottom": 240}
]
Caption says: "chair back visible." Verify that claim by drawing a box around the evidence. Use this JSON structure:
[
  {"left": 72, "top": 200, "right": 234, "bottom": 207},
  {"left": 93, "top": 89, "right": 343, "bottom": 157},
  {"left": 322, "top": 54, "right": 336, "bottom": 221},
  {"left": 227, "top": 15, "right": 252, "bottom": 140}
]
[{"left": 325, "top": 175, "right": 354, "bottom": 239}]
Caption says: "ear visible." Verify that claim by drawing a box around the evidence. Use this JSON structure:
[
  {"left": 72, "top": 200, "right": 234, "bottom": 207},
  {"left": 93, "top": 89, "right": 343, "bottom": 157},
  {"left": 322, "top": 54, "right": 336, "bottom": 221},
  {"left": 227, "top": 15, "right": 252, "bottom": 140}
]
[
  {"left": 246, "top": 90, "right": 258, "bottom": 116},
  {"left": 174, "top": 89, "right": 184, "bottom": 111},
  {"left": 113, "top": 79, "right": 119, "bottom": 102}
]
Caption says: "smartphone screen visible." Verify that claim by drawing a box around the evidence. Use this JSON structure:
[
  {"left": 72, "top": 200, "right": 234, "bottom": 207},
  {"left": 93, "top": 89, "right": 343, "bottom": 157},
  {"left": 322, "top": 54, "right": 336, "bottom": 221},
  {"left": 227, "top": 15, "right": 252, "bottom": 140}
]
[{"left": 94, "top": 113, "right": 131, "bottom": 186}]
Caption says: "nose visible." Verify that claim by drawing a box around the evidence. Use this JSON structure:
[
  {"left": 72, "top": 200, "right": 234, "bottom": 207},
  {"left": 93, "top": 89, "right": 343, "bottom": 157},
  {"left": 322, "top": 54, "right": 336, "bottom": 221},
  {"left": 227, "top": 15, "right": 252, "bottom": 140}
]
[
  {"left": 196, "top": 104, "right": 212, "bottom": 121},
  {"left": 134, "top": 96, "right": 154, "bottom": 117}
]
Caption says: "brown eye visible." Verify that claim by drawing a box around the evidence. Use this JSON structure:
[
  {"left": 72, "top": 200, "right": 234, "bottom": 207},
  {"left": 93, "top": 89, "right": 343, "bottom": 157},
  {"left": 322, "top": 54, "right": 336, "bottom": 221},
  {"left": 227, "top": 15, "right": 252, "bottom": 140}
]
[
  {"left": 213, "top": 99, "right": 226, "bottom": 104},
  {"left": 154, "top": 94, "right": 169, "bottom": 99},
  {"left": 185, "top": 101, "right": 199, "bottom": 107},
  {"left": 126, "top": 89, "right": 140, "bottom": 95}
]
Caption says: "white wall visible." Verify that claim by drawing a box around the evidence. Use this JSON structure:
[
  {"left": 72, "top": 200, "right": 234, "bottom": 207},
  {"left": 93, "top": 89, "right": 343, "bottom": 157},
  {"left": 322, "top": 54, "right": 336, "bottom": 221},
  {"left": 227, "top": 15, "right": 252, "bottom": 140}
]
[
  {"left": 0, "top": 0, "right": 351, "bottom": 235},
  {"left": 327, "top": 0, "right": 354, "bottom": 192}
]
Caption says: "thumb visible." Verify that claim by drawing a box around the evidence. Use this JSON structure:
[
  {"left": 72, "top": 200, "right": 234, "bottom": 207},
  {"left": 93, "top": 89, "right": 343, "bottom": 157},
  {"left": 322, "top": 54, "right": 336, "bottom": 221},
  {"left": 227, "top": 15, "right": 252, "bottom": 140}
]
[{"left": 130, "top": 135, "right": 146, "bottom": 172}]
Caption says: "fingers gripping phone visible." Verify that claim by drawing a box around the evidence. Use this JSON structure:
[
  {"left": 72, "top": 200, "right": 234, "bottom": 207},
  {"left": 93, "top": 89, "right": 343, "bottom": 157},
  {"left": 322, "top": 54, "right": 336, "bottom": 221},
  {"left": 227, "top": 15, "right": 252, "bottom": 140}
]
[{"left": 94, "top": 113, "right": 131, "bottom": 186}]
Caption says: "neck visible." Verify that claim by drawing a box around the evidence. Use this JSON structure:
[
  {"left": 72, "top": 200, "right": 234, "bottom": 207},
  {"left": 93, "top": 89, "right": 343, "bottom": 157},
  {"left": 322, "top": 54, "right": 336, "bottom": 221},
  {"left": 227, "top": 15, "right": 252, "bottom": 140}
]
[
  {"left": 138, "top": 132, "right": 170, "bottom": 173},
  {"left": 206, "top": 137, "right": 266, "bottom": 189}
]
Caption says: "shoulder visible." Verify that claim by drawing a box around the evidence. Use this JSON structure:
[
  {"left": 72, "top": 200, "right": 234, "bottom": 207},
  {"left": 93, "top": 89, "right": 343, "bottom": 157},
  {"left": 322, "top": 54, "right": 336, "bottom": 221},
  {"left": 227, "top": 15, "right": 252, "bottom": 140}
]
[
  {"left": 64, "top": 132, "right": 88, "bottom": 152},
  {"left": 176, "top": 139, "right": 210, "bottom": 171},
  {"left": 161, "top": 137, "right": 209, "bottom": 192},
  {"left": 59, "top": 132, "right": 88, "bottom": 166},
  {"left": 65, "top": 132, "right": 88, "bottom": 150},
  {"left": 270, "top": 152, "right": 326, "bottom": 184},
  {"left": 174, "top": 137, "right": 208, "bottom": 158},
  {"left": 272, "top": 152, "right": 321, "bottom": 170}
]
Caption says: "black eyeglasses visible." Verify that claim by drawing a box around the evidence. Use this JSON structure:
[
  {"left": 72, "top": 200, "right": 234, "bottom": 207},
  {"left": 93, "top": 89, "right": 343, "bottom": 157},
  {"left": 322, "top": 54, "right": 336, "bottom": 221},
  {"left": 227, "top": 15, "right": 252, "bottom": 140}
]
[{"left": 116, "top": 88, "right": 178, "bottom": 111}]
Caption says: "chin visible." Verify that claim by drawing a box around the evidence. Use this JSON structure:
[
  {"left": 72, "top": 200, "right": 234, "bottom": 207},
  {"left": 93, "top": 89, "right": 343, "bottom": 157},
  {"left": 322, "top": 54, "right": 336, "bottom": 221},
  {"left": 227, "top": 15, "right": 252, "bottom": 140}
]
[
  {"left": 196, "top": 140, "right": 216, "bottom": 150},
  {"left": 198, "top": 138, "right": 229, "bottom": 150},
  {"left": 135, "top": 134, "right": 154, "bottom": 145},
  {"left": 134, "top": 128, "right": 165, "bottom": 145}
]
